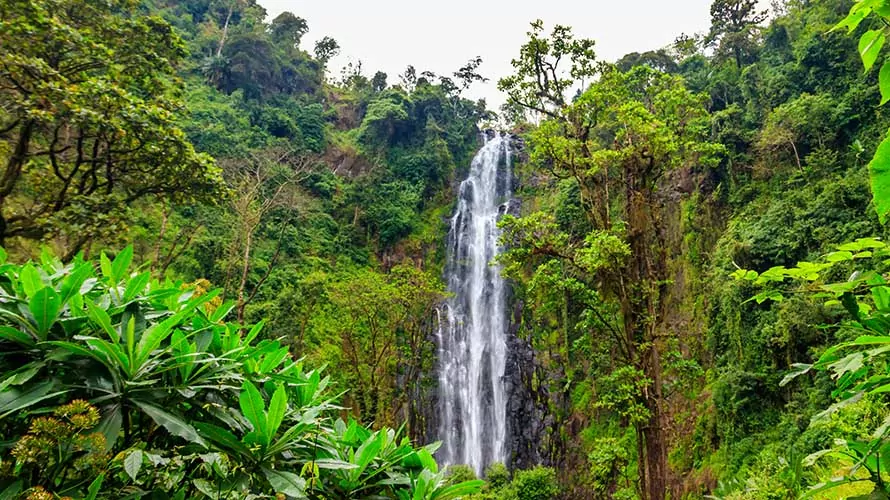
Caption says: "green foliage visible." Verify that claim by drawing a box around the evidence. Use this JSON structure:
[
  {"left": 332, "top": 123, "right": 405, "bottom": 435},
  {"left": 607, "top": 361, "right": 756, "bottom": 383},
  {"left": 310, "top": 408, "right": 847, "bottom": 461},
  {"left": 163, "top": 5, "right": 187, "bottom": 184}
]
[
  {"left": 498, "top": 20, "right": 598, "bottom": 117},
  {"left": 500, "top": 27, "right": 721, "bottom": 495},
  {"left": 507, "top": 467, "right": 560, "bottom": 500},
  {"left": 732, "top": 237, "right": 890, "bottom": 496},
  {"left": 0, "top": 0, "right": 225, "bottom": 247},
  {"left": 358, "top": 92, "right": 412, "bottom": 150},
  {"left": 0, "top": 248, "right": 482, "bottom": 499},
  {"left": 463, "top": 464, "right": 558, "bottom": 500},
  {"left": 181, "top": 84, "right": 269, "bottom": 158},
  {"left": 446, "top": 465, "right": 478, "bottom": 486},
  {"left": 832, "top": 0, "right": 890, "bottom": 223},
  {"left": 499, "top": 0, "right": 890, "bottom": 496},
  {"left": 306, "top": 264, "right": 445, "bottom": 427},
  {"left": 706, "top": 0, "right": 768, "bottom": 66}
]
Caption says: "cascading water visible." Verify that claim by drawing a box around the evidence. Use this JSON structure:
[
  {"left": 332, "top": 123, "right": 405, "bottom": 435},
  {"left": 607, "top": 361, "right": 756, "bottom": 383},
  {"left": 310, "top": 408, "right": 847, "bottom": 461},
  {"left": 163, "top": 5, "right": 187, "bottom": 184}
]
[{"left": 437, "top": 133, "right": 512, "bottom": 475}]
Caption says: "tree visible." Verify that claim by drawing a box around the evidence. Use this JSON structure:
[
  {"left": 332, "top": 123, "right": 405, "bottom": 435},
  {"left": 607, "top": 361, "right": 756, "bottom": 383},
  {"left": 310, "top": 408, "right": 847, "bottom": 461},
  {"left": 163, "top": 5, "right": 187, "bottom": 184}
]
[
  {"left": 220, "top": 32, "right": 281, "bottom": 97},
  {"left": 615, "top": 50, "right": 680, "bottom": 73},
  {"left": 220, "top": 148, "right": 316, "bottom": 323},
  {"left": 213, "top": 0, "right": 247, "bottom": 56},
  {"left": 453, "top": 56, "right": 489, "bottom": 90},
  {"left": 400, "top": 65, "right": 418, "bottom": 91},
  {"left": 372, "top": 71, "right": 389, "bottom": 92},
  {"left": 706, "top": 0, "right": 768, "bottom": 67},
  {"left": 672, "top": 33, "right": 702, "bottom": 60},
  {"left": 314, "top": 36, "right": 341, "bottom": 66},
  {"left": 269, "top": 11, "right": 308, "bottom": 49},
  {"left": 498, "top": 20, "right": 598, "bottom": 120},
  {"left": 0, "top": 0, "right": 225, "bottom": 253},
  {"left": 756, "top": 93, "right": 848, "bottom": 170},
  {"left": 357, "top": 92, "right": 411, "bottom": 150},
  {"left": 313, "top": 266, "right": 444, "bottom": 431},
  {"left": 501, "top": 25, "right": 722, "bottom": 497}
]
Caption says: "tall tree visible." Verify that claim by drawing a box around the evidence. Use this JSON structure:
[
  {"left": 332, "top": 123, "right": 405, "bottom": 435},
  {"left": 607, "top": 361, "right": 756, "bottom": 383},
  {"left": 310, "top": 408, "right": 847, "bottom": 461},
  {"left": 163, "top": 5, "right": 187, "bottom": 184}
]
[
  {"left": 497, "top": 20, "right": 597, "bottom": 119},
  {"left": 0, "top": 0, "right": 224, "bottom": 253},
  {"left": 706, "top": 0, "right": 768, "bottom": 66},
  {"left": 314, "top": 36, "right": 341, "bottom": 67},
  {"left": 269, "top": 11, "right": 308, "bottom": 49},
  {"left": 221, "top": 148, "right": 315, "bottom": 323},
  {"left": 500, "top": 23, "right": 722, "bottom": 500}
]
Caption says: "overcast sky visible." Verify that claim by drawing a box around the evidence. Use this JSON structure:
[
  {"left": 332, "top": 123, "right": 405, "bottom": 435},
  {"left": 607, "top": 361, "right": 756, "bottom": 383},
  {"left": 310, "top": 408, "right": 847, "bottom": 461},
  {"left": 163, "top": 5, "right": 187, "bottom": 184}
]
[{"left": 257, "top": 1, "right": 731, "bottom": 108}]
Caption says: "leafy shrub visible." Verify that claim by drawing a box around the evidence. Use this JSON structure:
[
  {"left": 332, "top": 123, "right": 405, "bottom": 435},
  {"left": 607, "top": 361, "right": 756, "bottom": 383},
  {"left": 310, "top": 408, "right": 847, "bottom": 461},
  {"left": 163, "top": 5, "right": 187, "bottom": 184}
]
[
  {"left": 0, "top": 247, "right": 482, "bottom": 499},
  {"left": 468, "top": 465, "right": 558, "bottom": 500},
  {"left": 446, "top": 464, "right": 478, "bottom": 486},
  {"left": 509, "top": 467, "right": 560, "bottom": 500},
  {"left": 484, "top": 462, "right": 510, "bottom": 491}
]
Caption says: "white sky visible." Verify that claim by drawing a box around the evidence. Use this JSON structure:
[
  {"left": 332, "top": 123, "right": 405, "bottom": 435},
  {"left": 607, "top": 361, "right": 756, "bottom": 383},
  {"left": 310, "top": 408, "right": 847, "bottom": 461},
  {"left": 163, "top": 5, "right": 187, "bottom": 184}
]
[{"left": 258, "top": 1, "right": 738, "bottom": 108}]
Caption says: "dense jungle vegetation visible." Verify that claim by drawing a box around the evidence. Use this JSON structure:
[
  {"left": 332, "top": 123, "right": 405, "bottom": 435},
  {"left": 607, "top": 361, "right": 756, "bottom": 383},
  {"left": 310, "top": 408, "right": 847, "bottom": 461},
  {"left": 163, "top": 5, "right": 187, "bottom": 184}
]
[{"left": 5, "top": 0, "right": 890, "bottom": 498}]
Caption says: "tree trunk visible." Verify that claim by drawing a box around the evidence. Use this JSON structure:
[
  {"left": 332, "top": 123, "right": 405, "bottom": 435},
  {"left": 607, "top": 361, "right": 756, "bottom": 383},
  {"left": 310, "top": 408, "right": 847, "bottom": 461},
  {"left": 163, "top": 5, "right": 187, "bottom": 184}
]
[
  {"left": 642, "top": 419, "right": 667, "bottom": 500},
  {"left": 0, "top": 120, "right": 35, "bottom": 244},
  {"left": 642, "top": 342, "right": 667, "bottom": 500},
  {"left": 236, "top": 229, "right": 252, "bottom": 324},
  {"left": 216, "top": 3, "right": 235, "bottom": 57}
]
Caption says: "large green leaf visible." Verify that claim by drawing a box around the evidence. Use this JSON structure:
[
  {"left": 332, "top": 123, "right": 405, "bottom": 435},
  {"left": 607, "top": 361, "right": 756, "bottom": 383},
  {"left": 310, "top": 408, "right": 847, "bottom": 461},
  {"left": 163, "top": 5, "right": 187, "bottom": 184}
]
[
  {"left": 0, "top": 481, "right": 22, "bottom": 500},
  {"left": 859, "top": 29, "right": 886, "bottom": 72},
  {"left": 311, "top": 459, "right": 359, "bottom": 470},
  {"left": 209, "top": 300, "right": 235, "bottom": 323},
  {"left": 834, "top": 6, "right": 871, "bottom": 34},
  {"left": 244, "top": 319, "right": 265, "bottom": 345},
  {"left": 84, "top": 337, "right": 130, "bottom": 377},
  {"left": 44, "top": 340, "right": 119, "bottom": 377},
  {"left": 133, "top": 289, "right": 219, "bottom": 368},
  {"left": 29, "top": 286, "right": 61, "bottom": 339},
  {"left": 266, "top": 384, "right": 287, "bottom": 439},
  {"left": 99, "top": 252, "right": 113, "bottom": 282},
  {"left": 111, "top": 246, "right": 134, "bottom": 283},
  {"left": 801, "top": 477, "right": 870, "bottom": 498},
  {"left": 85, "top": 473, "right": 104, "bottom": 500},
  {"left": 0, "top": 325, "right": 35, "bottom": 346},
  {"left": 351, "top": 431, "right": 385, "bottom": 483},
  {"left": 259, "top": 346, "right": 290, "bottom": 374},
  {"left": 96, "top": 405, "right": 122, "bottom": 451},
  {"left": 0, "top": 382, "right": 67, "bottom": 419},
  {"left": 880, "top": 61, "right": 890, "bottom": 105},
  {"left": 133, "top": 401, "right": 206, "bottom": 447},
  {"left": 60, "top": 262, "right": 93, "bottom": 305},
  {"left": 123, "top": 272, "right": 151, "bottom": 303},
  {"left": 85, "top": 299, "right": 119, "bottom": 344},
  {"left": 239, "top": 381, "right": 268, "bottom": 446},
  {"left": 195, "top": 422, "right": 252, "bottom": 457},
  {"left": 0, "top": 362, "right": 44, "bottom": 391},
  {"left": 431, "top": 479, "right": 485, "bottom": 500},
  {"left": 267, "top": 422, "right": 313, "bottom": 456},
  {"left": 19, "top": 264, "right": 42, "bottom": 298},
  {"left": 124, "top": 449, "right": 143, "bottom": 480},
  {"left": 869, "top": 132, "right": 890, "bottom": 224},
  {"left": 780, "top": 363, "right": 813, "bottom": 387},
  {"left": 262, "top": 468, "right": 307, "bottom": 499}
]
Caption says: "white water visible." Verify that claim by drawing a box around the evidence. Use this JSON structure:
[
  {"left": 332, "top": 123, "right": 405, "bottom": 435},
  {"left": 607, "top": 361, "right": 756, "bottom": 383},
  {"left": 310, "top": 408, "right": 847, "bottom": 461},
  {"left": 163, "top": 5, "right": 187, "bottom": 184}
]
[{"left": 437, "top": 133, "right": 512, "bottom": 475}]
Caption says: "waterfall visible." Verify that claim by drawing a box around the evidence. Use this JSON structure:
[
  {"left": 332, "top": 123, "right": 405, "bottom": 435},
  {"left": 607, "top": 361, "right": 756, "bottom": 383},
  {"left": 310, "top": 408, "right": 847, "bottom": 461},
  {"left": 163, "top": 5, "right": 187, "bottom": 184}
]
[{"left": 437, "top": 133, "right": 512, "bottom": 475}]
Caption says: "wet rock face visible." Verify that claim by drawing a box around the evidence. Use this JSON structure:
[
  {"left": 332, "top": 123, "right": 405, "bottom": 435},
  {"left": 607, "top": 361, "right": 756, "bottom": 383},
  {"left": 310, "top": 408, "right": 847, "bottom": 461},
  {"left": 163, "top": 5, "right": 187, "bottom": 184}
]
[
  {"left": 500, "top": 136, "right": 544, "bottom": 470},
  {"left": 504, "top": 299, "right": 546, "bottom": 470}
]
